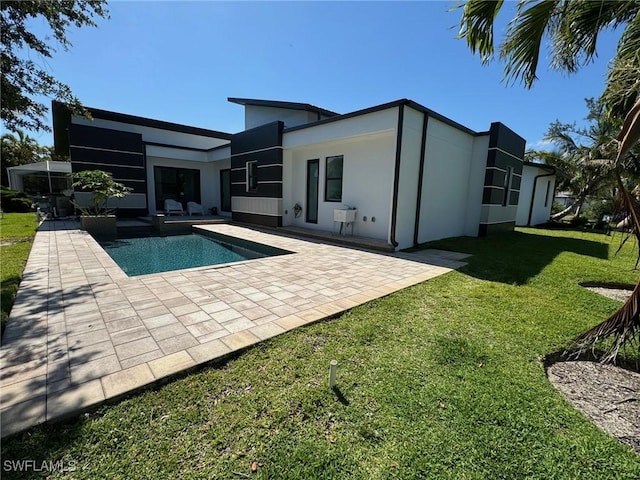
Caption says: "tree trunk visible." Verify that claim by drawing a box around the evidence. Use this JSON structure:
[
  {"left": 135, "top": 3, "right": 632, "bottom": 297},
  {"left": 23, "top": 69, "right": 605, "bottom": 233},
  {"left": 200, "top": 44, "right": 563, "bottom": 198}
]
[{"left": 551, "top": 202, "right": 577, "bottom": 220}]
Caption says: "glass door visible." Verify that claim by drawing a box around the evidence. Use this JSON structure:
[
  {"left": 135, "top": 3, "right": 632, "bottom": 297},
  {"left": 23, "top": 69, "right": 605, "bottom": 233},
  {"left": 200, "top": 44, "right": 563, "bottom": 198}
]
[
  {"left": 306, "top": 159, "right": 319, "bottom": 223},
  {"left": 220, "top": 169, "right": 231, "bottom": 212}
]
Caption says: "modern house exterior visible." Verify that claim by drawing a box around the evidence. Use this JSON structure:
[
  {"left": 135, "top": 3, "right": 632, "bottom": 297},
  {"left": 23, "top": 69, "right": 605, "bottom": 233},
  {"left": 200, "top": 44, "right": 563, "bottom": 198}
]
[{"left": 53, "top": 97, "right": 554, "bottom": 250}]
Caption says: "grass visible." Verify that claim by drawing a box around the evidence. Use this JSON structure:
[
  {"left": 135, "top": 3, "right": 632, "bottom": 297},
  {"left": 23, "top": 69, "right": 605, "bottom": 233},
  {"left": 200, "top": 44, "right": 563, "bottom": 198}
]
[
  {"left": 0, "top": 213, "right": 38, "bottom": 332},
  {"left": 2, "top": 227, "right": 640, "bottom": 479}
]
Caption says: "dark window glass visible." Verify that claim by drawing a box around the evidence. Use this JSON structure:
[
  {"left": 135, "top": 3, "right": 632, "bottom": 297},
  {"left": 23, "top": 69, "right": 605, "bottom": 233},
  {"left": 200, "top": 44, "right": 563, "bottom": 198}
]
[
  {"left": 325, "top": 155, "right": 343, "bottom": 202},
  {"left": 247, "top": 162, "right": 258, "bottom": 191},
  {"left": 154, "top": 166, "right": 200, "bottom": 211},
  {"left": 220, "top": 169, "right": 231, "bottom": 212}
]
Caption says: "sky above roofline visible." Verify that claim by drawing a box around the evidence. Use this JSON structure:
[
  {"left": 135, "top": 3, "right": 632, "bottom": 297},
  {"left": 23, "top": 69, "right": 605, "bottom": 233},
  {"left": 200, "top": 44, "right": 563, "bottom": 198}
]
[{"left": 9, "top": 1, "right": 622, "bottom": 152}]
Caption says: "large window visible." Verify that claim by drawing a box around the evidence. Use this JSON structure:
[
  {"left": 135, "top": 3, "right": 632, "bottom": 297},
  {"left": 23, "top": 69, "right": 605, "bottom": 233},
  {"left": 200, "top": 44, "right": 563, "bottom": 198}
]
[
  {"left": 325, "top": 155, "right": 343, "bottom": 202},
  {"left": 247, "top": 161, "right": 258, "bottom": 191},
  {"left": 154, "top": 166, "right": 200, "bottom": 211}
]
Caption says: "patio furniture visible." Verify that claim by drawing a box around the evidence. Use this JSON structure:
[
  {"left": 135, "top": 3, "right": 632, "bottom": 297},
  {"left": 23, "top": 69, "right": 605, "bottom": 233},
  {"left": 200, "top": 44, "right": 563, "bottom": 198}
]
[
  {"left": 164, "top": 199, "right": 184, "bottom": 215},
  {"left": 187, "top": 201, "right": 204, "bottom": 215}
]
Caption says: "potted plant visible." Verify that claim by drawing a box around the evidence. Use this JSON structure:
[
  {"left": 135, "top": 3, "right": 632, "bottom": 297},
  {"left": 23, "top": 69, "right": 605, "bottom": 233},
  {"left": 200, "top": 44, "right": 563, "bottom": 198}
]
[{"left": 72, "top": 170, "right": 132, "bottom": 240}]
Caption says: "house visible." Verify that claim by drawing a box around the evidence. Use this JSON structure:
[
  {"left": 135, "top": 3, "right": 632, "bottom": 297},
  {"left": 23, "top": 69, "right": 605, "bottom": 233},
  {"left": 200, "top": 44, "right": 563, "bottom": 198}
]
[
  {"left": 53, "top": 97, "right": 554, "bottom": 250},
  {"left": 515, "top": 162, "right": 556, "bottom": 226}
]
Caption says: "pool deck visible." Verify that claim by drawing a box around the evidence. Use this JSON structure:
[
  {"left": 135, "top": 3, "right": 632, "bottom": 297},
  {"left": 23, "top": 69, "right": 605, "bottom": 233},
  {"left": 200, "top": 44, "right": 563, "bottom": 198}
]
[{"left": 0, "top": 220, "right": 468, "bottom": 438}]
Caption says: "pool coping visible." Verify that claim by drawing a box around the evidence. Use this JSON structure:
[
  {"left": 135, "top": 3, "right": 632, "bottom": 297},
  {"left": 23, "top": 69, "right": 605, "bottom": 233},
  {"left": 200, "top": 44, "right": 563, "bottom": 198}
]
[{"left": 0, "top": 220, "right": 469, "bottom": 437}]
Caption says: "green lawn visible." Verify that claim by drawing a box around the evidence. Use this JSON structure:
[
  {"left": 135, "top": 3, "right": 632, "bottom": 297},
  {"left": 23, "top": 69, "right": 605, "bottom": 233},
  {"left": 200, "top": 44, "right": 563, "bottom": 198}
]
[
  {"left": 0, "top": 213, "right": 38, "bottom": 331},
  {"left": 2, "top": 227, "right": 639, "bottom": 479}
]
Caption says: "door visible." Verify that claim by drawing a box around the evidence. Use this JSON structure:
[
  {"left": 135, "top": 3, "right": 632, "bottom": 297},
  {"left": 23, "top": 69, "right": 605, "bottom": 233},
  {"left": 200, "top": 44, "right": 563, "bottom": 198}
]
[
  {"left": 306, "top": 159, "right": 319, "bottom": 223},
  {"left": 220, "top": 169, "right": 231, "bottom": 212}
]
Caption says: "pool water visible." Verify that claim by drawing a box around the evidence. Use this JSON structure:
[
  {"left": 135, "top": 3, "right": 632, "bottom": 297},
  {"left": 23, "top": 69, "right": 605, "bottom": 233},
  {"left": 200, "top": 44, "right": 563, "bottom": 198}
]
[{"left": 100, "top": 233, "right": 274, "bottom": 276}]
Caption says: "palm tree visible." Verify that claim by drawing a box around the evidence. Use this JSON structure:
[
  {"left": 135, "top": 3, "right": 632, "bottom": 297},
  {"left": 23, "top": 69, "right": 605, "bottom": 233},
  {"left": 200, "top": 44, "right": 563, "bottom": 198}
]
[
  {"left": 0, "top": 129, "right": 47, "bottom": 187},
  {"left": 458, "top": 0, "right": 640, "bottom": 362}
]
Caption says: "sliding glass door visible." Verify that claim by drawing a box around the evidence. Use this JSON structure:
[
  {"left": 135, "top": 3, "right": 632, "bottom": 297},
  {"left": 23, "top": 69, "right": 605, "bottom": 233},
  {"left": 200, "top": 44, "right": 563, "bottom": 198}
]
[{"left": 154, "top": 166, "right": 201, "bottom": 212}]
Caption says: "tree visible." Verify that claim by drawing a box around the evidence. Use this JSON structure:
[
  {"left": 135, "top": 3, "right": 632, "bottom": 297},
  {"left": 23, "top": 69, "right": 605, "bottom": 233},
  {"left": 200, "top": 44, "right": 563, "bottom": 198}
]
[
  {"left": 530, "top": 99, "right": 640, "bottom": 221},
  {"left": 458, "top": 0, "right": 640, "bottom": 362},
  {"left": 0, "top": 0, "right": 108, "bottom": 133},
  {"left": 0, "top": 130, "right": 50, "bottom": 186},
  {"left": 72, "top": 170, "right": 132, "bottom": 216}
]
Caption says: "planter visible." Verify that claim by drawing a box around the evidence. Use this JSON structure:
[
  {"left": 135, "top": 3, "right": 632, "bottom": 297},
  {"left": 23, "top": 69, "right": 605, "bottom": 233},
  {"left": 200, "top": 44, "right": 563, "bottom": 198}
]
[{"left": 80, "top": 215, "right": 117, "bottom": 240}]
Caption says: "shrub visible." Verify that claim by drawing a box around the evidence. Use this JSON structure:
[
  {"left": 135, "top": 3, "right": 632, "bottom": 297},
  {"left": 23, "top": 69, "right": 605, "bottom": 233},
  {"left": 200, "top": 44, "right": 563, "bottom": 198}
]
[{"left": 0, "top": 187, "right": 33, "bottom": 213}]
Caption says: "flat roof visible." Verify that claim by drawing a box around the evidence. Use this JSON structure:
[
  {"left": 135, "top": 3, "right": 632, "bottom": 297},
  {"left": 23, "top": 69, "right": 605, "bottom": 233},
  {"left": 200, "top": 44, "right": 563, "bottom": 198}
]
[
  {"left": 523, "top": 161, "right": 556, "bottom": 173},
  {"left": 228, "top": 97, "right": 339, "bottom": 118}
]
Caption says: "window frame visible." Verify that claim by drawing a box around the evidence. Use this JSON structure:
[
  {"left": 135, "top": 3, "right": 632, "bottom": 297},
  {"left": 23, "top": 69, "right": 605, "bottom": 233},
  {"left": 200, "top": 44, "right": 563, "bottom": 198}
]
[
  {"left": 502, "top": 166, "right": 513, "bottom": 206},
  {"left": 324, "top": 155, "right": 343, "bottom": 203},
  {"left": 246, "top": 161, "right": 258, "bottom": 192}
]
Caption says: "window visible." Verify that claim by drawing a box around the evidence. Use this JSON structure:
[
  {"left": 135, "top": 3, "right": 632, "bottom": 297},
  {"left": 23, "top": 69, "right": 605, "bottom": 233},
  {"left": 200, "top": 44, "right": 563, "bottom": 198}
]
[
  {"left": 502, "top": 166, "right": 513, "bottom": 206},
  {"left": 544, "top": 180, "right": 551, "bottom": 207},
  {"left": 325, "top": 155, "right": 343, "bottom": 202},
  {"left": 247, "top": 161, "right": 258, "bottom": 191}
]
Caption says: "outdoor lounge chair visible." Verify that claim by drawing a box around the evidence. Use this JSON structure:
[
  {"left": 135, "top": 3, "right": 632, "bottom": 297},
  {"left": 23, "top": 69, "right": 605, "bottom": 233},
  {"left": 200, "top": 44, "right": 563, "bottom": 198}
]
[
  {"left": 164, "top": 199, "right": 184, "bottom": 215},
  {"left": 187, "top": 201, "right": 204, "bottom": 215}
]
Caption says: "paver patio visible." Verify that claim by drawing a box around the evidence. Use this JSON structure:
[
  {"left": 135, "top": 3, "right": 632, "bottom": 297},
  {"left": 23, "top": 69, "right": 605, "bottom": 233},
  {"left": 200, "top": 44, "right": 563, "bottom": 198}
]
[{"left": 0, "top": 221, "right": 468, "bottom": 437}]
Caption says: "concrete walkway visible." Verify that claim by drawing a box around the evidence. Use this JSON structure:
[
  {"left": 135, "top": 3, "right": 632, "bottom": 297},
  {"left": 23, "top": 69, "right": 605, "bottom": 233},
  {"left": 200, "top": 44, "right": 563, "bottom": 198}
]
[{"left": 0, "top": 221, "right": 468, "bottom": 437}]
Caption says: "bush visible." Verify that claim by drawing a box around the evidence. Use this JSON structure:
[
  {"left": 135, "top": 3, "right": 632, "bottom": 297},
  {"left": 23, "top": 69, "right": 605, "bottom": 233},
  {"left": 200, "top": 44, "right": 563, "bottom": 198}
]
[
  {"left": 0, "top": 187, "right": 33, "bottom": 213},
  {"left": 551, "top": 201, "right": 565, "bottom": 215},
  {"left": 583, "top": 199, "right": 615, "bottom": 222},
  {"left": 569, "top": 216, "right": 590, "bottom": 227}
]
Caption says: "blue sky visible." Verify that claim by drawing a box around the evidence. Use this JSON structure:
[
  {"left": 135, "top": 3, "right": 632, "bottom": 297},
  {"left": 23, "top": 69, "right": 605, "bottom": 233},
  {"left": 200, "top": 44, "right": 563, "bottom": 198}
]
[{"left": 22, "top": 1, "right": 621, "bottom": 150}]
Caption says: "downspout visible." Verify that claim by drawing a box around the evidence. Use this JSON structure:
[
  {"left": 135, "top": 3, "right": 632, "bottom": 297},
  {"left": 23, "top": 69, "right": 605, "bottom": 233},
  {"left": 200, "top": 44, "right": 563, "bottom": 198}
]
[
  {"left": 413, "top": 112, "right": 428, "bottom": 246},
  {"left": 527, "top": 171, "right": 555, "bottom": 226},
  {"left": 389, "top": 103, "right": 405, "bottom": 248}
]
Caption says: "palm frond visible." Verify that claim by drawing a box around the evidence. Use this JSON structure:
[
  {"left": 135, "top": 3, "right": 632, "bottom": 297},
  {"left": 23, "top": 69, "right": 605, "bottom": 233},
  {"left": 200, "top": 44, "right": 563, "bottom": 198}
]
[
  {"left": 457, "top": 0, "right": 504, "bottom": 64},
  {"left": 570, "top": 172, "right": 640, "bottom": 362},
  {"left": 500, "top": 0, "right": 560, "bottom": 87}
]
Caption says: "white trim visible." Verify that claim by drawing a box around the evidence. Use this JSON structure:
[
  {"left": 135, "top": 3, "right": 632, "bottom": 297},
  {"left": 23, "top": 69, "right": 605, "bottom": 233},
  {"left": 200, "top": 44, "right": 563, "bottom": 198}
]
[
  {"left": 113, "top": 178, "right": 145, "bottom": 183},
  {"left": 485, "top": 166, "right": 507, "bottom": 173},
  {"left": 257, "top": 180, "right": 283, "bottom": 184},
  {"left": 231, "top": 146, "right": 283, "bottom": 157},
  {"left": 70, "top": 144, "right": 144, "bottom": 156},
  {"left": 257, "top": 163, "right": 282, "bottom": 169},
  {"left": 72, "top": 161, "right": 145, "bottom": 170},
  {"left": 231, "top": 167, "right": 246, "bottom": 172},
  {"left": 513, "top": 173, "right": 522, "bottom": 178},
  {"left": 484, "top": 185, "right": 504, "bottom": 190},
  {"left": 488, "top": 147, "right": 523, "bottom": 162}
]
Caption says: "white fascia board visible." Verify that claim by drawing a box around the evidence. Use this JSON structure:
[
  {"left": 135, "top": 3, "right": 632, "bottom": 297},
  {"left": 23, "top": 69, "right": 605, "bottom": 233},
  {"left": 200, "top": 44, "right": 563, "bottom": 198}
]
[{"left": 282, "top": 107, "right": 398, "bottom": 150}]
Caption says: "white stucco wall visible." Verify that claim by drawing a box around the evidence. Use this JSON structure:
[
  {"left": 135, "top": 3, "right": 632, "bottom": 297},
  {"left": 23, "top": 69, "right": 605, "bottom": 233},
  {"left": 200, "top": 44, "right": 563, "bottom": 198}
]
[
  {"left": 244, "top": 106, "right": 321, "bottom": 130},
  {"left": 145, "top": 156, "right": 230, "bottom": 215},
  {"left": 416, "top": 117, "right": 478, "bottom": 243},
  {"left": 72, "top": 116, "right": 229, "bottom": 150},
  {"left": 516, "top": 165, "right": 555, "bottom": 226},
  {"left": 283, "top": 131, "right": 396, "bottom": 241},
  {"left": 394, "top": 107, "right": 425, "bottom": 249},
  {"left": 464, "top": 135, "right": 490, "bottom": 236}
]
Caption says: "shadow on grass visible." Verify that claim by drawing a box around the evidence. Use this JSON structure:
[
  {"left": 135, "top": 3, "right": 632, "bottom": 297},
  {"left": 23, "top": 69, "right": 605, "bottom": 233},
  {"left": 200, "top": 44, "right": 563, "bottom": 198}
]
[
  {"left": 331, "top": 386, "right": 349, "bottom": 406},
  {"left": 423, "top": 231, "right": 609, "bottom": 286}
]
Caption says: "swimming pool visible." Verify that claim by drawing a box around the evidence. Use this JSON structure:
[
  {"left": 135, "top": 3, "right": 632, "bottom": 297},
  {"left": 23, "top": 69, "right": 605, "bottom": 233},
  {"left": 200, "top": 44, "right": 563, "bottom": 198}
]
[{"left": 99, "top": 232, "right": 289, "bottom": 276}]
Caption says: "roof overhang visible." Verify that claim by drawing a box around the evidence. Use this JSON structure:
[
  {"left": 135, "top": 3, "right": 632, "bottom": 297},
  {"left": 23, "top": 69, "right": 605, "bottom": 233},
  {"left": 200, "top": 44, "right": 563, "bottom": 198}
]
[{"left": 228, "top": 97, "right": 339, "bottom": 118}]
